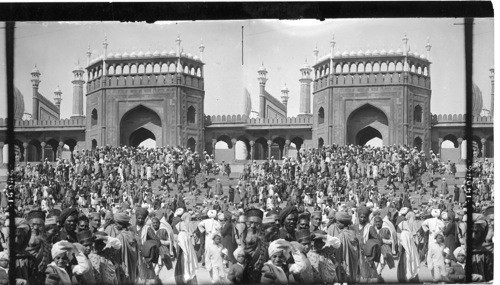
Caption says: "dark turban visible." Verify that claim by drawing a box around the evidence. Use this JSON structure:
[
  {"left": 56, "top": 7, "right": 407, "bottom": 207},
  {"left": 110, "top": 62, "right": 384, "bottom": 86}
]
[
  {"left": 357, "top": 206, "right": 371, "bottom": 217},
  {"left": 136, "top": 208, "right": 149, "bottom": 218},
  {"left": 60, "top": 207, "right": 78, "bottom": 224},
  {"left": 278, "top": 206, "right": 298, "bottom": 225},
  {"left": 335, "top": 211, "right": 352, "bottom": 224}
]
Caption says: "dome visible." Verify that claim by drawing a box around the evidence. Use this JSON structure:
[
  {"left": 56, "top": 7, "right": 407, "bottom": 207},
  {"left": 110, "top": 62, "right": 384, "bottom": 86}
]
[
  {"left": 145, "top": 50, "right": 152, "bottom": 57},
  {"left": 161, "top": 50, "right": 168, "bottom": 56},
  {"left": 130, "top": 51, "right": 137, "bottom": 58},
  {"left": 365, "top": 49, "right": 372, "bottom": 56},
  {"left": 420, "top": 54, "right": 426, "bottom": 59},
  {"left": 388, "top": 49, "right": 395, "bottom": 55},
  {"left": 349, "top": 50, "right": 356, "bottom": 57},
  {"left": 380, "top": 49, "right": 387, "bottom": 55},
  {"left": 408, "top": 51, "right": 414, "bottom": 56},
  {"left": 31, "top": 66, "right": 40, "bottom": 74},
  {"left": 54, "top": 86, "right": 61, "bottom": 93},
  {"left": 107, "top": 53, "right": 114, "bottom": 59},
  {"left": 259, "top": 65, "right": 267, "bottom": 72},
  {"left": 472, "top": 83, "right": 484, "bottom": 116},
  {"left": 281, "top": 85, "right": 289, "bottom": 92},
  {"left": 414, "top": 51, "right": 420, "bottom": 57},
  {"left": 153, "top": 50, "right": 160, "bottom": 57},
  {"left": 169, "top": 49, "right": 176, "bottom": 56},
  {"left": 180, "top": 52, "right": 186, "bottom": 57},
  {"left": 186, "top": 53, "right": 192, "bottom": 58},
  {"left": 137, "top": 51, "right": 144, "bottom": 57},
  {"left": 193, "top": 55, "right": 200, "bottom": 61},
  {"left": 122, "top": 52, "right": 129, "bottom": 58},
  {"left": 396, "top": 48, "right": 403, "bottom": 55},
  {"left": 334, "top": 51, "right": 341, "bottom": 57},
  {"left": 357, "top": 50, "right": 364, "bottom": 57},
  {"left": 14, "top": 87, "right": 25, "bottom": 120},
  {"left": 372, "top": 49, "right": 379, "bottom": 56},
  {"left": 114, "top": 52, "right": 122, "bottom": 59},
  {"left": 342, "top": 50, "right": 349, "bottom": 57}
]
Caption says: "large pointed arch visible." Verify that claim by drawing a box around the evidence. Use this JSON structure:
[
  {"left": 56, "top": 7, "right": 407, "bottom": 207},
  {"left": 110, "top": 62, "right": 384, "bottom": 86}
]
[
  {"left": 120, "top": 105, "right": 162, "bottom": 147},
  {"left": 346, "top": 103, "right": 389, "bottom": 146}
]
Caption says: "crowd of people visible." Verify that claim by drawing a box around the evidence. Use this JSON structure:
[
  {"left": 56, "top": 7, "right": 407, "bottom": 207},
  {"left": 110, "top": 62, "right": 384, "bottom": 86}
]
[{"left": 0, "top": 142, "right": 494, "bottom": 284}]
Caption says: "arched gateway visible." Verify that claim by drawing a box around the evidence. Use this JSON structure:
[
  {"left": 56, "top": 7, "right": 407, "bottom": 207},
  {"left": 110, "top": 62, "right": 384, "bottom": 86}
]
[
  {"left": 346, "top": 104, "right": 389, "bottom": 146},
  {"left": 120, "top": 105, "right": 162, "bottom": 147}
]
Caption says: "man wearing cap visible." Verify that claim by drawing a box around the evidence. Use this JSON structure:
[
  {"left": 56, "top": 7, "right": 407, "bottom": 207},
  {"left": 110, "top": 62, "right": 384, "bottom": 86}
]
[
  {"left": 132, "top": 207, "right": 160, "bottom": 283},
  {"left": 353, "top": 206, "right": 379, "bottom": 283},
  {"left": 241, "top": 208, "right": 267, "bottom": 284},
  {"left": 26, "top": 210, "right": 51, "bottom": 282}
]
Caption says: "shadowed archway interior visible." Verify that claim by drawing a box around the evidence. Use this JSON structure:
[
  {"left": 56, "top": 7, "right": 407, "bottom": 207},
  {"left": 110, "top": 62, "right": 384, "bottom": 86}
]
[
  {"left": 129, "top": 127, "right": 156, "bottom": 147},
  {"left": 347, "top": 104, "right": 389, "bottom": 146},
  {"left": 120, "top": 105, "right": 162, "bottom": 147}
]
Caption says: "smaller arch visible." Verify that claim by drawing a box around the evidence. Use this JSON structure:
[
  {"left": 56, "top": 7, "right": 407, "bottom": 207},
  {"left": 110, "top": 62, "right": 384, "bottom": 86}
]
[
  {"left": 380, "top": 62, "right": 388, "bottom": 72},
  {"left": 357, "top": 62, "right": 365, "bottom": 73},
  {"left": 417, "top": 66, "right": 422, "bottom": 74},
  {"left": 365, "top": 62, "right": 372, "bottom": 73},
  {"left": 335, "top": 64, "right": 342, "bottom": 74},
  {"left": 91, "top": 109, "right": 98, "bottom": 126},
  {"left": 184, "top": 66, "right": 189, "bottom": 74},
  {"left": 161, "top": 63, "right": 169, "bottom": 73},
  {"left": 395, "top": 61, "right": 403, "bottom": 72},
  {"left": 197, "top": 67, "right": 202, "bottom": 77},
  {"left": 318, "top": 137, "right": 324, "bottom": 149},
  {"left": 187, "top": 106, "right": 196, "bottom": 124},
  {"left": 130, "top": 64, "right": 138, "bottom": 74},
  {"left": 411, "top": 64, "right": 416, "bottom": 73},
  {"left": 413, "top": 136, "right": 423, "bottom": 151},
  {"left": 373, "top": 62, "right": 380, "bottom": 72},
  {"left": 318, "top": 107, "right": 325, "bottom": 124},
  {"left": 91, "top": 139, "right": 97, "bottom": 150},
  {"left": 414, "top": 105, "right": 423, "bottom": 123},
  {"left": 442, "top": 134, "right": 459, "bottom": 148},
  {"left": 153, "top": 63, "right": 161, "bottom": 73},
  {"left": 123, "top": 65, "right": 130, "bottom": 75},
  {"left": 388, "top": 62, "right": 396, "bottom": 72},
  {"left": 187, "top": 137, "right": 196, "bottom": 152},
  {"left": 115, "top": 65, "right": 122, "bottom": 75},
  {"left": 350, "top": 63, "right": 357, "bottom": 73},
  {"left": 145, "top": 63, "right": 153, "bottom": 74},
  {"left": 342, "top": 63, "right": 349, "bottom": 73},
  {"left": 108, "top": 65, "right": 115, "bottom": 75},
  {"left": 423, "top": 66, "right": 428, "bottom": 76},
  {"left": 169, "top": 63, "right": 177, "bottom": 72},
  {"left": 138, "top": 64, "right": 145, "bottom": 74}
]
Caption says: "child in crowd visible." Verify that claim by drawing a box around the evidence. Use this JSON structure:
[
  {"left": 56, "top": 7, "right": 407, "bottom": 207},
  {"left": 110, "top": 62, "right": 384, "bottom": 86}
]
[
  {"left": 206, "top": 234, "right": 227, "bottom": 284},
  {"left": 427, "top": 233, "right": 448, "bottom": 282},
  {"left": 227, "top": 246, "right": 247, "bottom": 284}
]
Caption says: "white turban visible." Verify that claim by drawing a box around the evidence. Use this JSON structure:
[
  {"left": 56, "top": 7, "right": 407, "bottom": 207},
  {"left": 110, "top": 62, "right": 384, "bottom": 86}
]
[
  {"left": 51, "top": 241, "right": 73, "bottom": 259},
  {"left": 399, "top": 207, "right": 409, "bottom": 215},
  {"left": 366, "top": 202, "right": 374, "bottom": 208},
  {"left": 233, "top": 246, "right": 245, "bottom": 260},
  {"left": 441, "top": 211, "right": 449, "bottom": 220},
  {"left": 268, "top": 239, "right": 292, "bottom": 259},
  {"left": 325, "top": 235, "right": 341, "bottom": 249},
  {"left": 431, "top": 209, "right": 441, "bottom": 218},
  {"left": 453, "top": 246, "right": 466, "bottom": 259},
  {"left": 207, "top": 210, "right": 217, "bottom": 219},
  {"left": 174, "top": 208, "right": 185, "bottom": 217},
  {"left": 218, "top": 212, "right": 225, "bottom": 221},
  {"left": 0, "top": 251, "right": 8, "bottom": 261}
]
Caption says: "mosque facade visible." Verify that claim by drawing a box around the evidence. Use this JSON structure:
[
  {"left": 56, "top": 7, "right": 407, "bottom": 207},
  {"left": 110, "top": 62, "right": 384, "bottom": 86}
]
[{"left": 0, "top": 35, "right": 494, "bottom": 165}]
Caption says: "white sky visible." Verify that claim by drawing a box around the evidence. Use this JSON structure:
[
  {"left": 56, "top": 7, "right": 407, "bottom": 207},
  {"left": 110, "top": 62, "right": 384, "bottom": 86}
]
[{"left": 0, "top": 18, "right": 494, "bottom": 118}]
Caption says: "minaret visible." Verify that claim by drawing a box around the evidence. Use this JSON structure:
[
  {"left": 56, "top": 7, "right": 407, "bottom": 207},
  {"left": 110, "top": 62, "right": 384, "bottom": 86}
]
[
  {"left": 258, "top": 63, "right": 268, "bottom": 118},
  {"left": 281, "top": 84, "right": 290, "bottom": 113},
  {"left": 313, "top": 44, "right": 319, "bottom": 64},
  {"left": 30, "top": 65, "right": 41, "bottom": 120},
  {"left": 53, "top": 86, "right": 62, "bottom": 111},
  {"left": 71, "top": 63, "right": 85, "bottom": 118},
  {"left": 425, "top": 38, "right": 432, "bottom": 60},
  {"left": 402, "top": 34, "right": 409, "bottom": 72},
  {"left": 299, "top": 60, "right": 312, "bottom": 116},
  {"left": 490, "top": 66, "right": 495, "bottom": 116},
  {"left": 199, "top": 38, "right": 205, "bottom": 61}
]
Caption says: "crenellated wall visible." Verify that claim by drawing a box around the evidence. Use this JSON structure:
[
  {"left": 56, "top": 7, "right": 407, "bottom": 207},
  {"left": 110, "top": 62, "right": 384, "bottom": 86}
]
[{"left": 431, "top": 114, "right": 494, "bottom": 123}]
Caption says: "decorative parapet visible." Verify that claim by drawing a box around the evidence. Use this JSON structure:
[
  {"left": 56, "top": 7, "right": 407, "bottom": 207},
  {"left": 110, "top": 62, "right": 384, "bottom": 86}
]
[
  {"left": 204, "top": 114, "right": 313, "bottom": 126},
  {"left": 431, "top": 114, "right": 493, "bottom": 124},
  {"left": 0, "top": 118, "right": 86, "bottom": 128}
]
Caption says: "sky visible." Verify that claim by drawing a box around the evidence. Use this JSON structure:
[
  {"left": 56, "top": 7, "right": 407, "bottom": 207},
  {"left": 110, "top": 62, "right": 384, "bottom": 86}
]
[{"left": 0, "top": 18, "right": 495, "bottom": 119}]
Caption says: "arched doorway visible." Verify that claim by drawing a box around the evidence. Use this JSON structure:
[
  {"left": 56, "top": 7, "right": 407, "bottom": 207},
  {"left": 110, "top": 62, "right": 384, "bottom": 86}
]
[
  {"left": 120, "top": 105, "right": 162, "bottom": 147},
  {"left": 235, "top": 136, "right": 250, "bottom": 160},
  {"left": 27, "top": 139, "right": 42, "bottom": 162},
  {"left": 255, "top": 137, "right": 268, "bottom": 160},
  {"left": 414, "top": 136, "right": 423, "bottom": 151},
  {"left": 485, "top": 135, "right": 494, "bottom": 157},
  {"left": 318, "top": 137, "right": 324, "bottom": 149},
  {"left": 129, "top": 128, "right": 156, "bottom": 148},
  {"left": 187, "top": 137, "right": 196, "bottom": 152},
  {"left": 346, "top": 104, "right": 389, "bottom": 146},
  {"left": 271, "top": 137, "right": 285, "bottom": 159}
]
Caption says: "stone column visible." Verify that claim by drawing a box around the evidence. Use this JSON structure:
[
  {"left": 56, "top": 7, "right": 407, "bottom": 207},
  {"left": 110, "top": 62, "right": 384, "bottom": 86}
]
[
  {"left": 267, "top": 140, "right": 272, "bottom": 160},
  {"left": 40, "top": 142, "right": 46, "bottom": 161},
  {"left": 211, "top": 139, "right": 217, "bottom": 160},
  {"left": 284, "top": 139, "right": 291, "bottom": 158},
  {"left": 438, "top": 137, "right": 443, "bottom": 158},
  {"left": 0, "top": 142, "right": 4, "bottom": 166},
  {"left": 231, "top": 138, "right": 237, "bottom": 161},
  {"left": 457, "top": 138, "right": 463, "bottom": 160},
  {"left": 481, "top": 138, "right": 487, "bottom": 160},
  {"left": 58, "top": 141, "right": 64, "bottom": 160},
  {"left": 23, "top": 142, "right": 28, "bottom": 164},
  {"left": 249, "top": 140, "right": 255, "bottom": 161}
]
